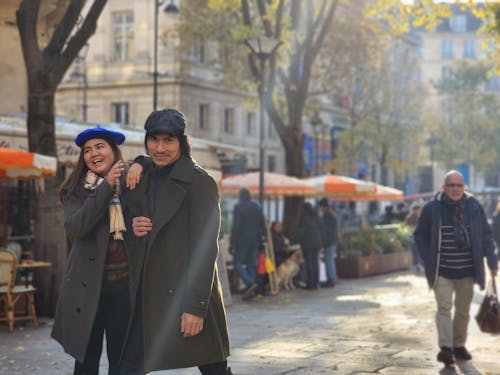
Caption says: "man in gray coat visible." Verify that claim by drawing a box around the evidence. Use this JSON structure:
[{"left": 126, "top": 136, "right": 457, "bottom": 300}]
[
  {"left": 414, "top": 170, "right": 498, "bottom": 367},
  {"left": 121, "top": 109, "right": 231, "bottom": 374}
]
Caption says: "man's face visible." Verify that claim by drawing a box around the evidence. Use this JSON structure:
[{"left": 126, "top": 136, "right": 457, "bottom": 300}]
[
  {"left": 442, "top": 173, "right": 465, "bottom": 201},
  {"left": 146, "top": 133, "right": 181, "bottom": 167}
]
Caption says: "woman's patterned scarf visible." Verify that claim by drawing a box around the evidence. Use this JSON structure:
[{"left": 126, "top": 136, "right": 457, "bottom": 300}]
[
  {"left": 84, "top": 171, "right": 126, "bottom": 240},
  {"left": 442, "top": 193, "right": 470, "bottom": 249}
]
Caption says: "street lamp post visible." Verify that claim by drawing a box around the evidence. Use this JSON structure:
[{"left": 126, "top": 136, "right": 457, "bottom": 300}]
[
  {"left": 153, "top": 0, "right": 179, "bottom": 111},
  {"left": 245, "top": 36, "right": 282, "bottom": 207},
  {"left": 71, "top": 43, "right": 90, "bottom": 122},
  {"left": 310, "top": 111, "right": 323, "bottom": 176},
  {"left": 427, "top": 132, "right": 437, "bottom": 191}
]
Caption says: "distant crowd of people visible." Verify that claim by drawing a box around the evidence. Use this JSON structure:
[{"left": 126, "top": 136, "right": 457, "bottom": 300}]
[{"left": 229, "top": 188, "right": 341, "bottom": 299}]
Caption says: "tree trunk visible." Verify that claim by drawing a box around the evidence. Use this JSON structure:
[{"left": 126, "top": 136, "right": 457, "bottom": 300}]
[
  {"left": 282, "top": 133, "right": 306, "bottom": 240},
  {"left": 34, "top": 173, "right": 66, "bottom": 317},
  {"left": 27, "top": 85, "right": 67, "bottom": 317}
]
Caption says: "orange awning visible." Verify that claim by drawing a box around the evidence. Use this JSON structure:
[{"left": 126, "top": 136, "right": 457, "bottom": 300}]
[
  {"left": 221, "top": 172, "right": 316, "bottom": 198},
  {"left": 352, "top": 183, "right": 404, "bottom": 201},
  {"left": 0, "top": 147, "right": 57, "bottom": 180},
  {"left": 305, "top": 174, "right": 377, "bottom": 199}
]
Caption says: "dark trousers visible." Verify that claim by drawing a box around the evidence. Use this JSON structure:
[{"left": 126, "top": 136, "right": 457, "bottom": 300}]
[
  {"left": 120, "top": 289, "right": 145, "bottom": 375},
  {"left": 303, "top": 247, "right": 320, "bottom": 288},
  {"left": 74, "top": 288, "right": 131, "bottom": 375}
]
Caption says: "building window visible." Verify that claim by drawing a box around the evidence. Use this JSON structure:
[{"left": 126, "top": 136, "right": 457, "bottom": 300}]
[
  {"left": 450, "top": 14, "right": 467, "bottom": 33},
  {"left": 191, "top": 36, "right": 205, "bottom": 64},
  {"left": 463, "top": 40, "right": 475, "bottom": 58},
  {"left": 113, "top": 11, "right": 134, "bottom": 62},
  {"left": 485, "top": 75, "right": 500, "bottom": 91},
  {"left": 417, "top": 44, "right": 423, "bottom": 60},
  {"left": 113, "top": 102, "right": 129, "bottom": 125},
  {"left": 441, "top": 40, "right": 453, "bottom": 59},
  {"left": 441, "top": 66, "right": 453, "bottom": 79},
  {"left": 199, "top": 104, "right": 209, "bottom": 130},
  {"left": 223, "top": 108, "right": 235, "bottom": 134},
  {"left": 246, "top": 112, "right": 255, "bottom": 137},
  {"left": 267, "top": 155, "right": 276, "bottom": 172}
]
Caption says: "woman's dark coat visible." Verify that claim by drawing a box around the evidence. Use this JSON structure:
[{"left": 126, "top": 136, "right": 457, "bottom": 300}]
[
  {"left": 297, "top": 212, "right": 324, "bottom": 251},
  {"left": 51, "top": 180, "right": 128, "bottom": 362},
  {"left": 123, "top": 155, "right": 230, "bottom": 372}
]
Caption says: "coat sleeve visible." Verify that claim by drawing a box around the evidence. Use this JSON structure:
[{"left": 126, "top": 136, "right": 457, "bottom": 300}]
[
  {"left": 64, "top": 182, "right": 114, "bottom": 239},
  {"left": 414, "top": 203, "right": 432, "bottom": 263},
  {"left": 492, "top": 215, "right": 500, "bottom": 251},
  {"left": 183, "top": 172, "right": 221, "bottom": 317},
  {"left": 478, "top": 204, "right": 499, "bottom": 271}
]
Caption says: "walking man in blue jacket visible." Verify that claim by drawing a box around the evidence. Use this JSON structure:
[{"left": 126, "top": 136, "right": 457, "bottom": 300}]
[{"left": 414, "top": 170, "right": 498, "bottom": 366}]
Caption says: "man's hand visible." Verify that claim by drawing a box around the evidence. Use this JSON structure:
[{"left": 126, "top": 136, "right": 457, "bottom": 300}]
[
  {"left": 181, "top": 312, "right": 204, "bottom": 337},
  {"left": 126, "top": 163, "right": 143, "bottom": 189},
  {"left": 132, "top": 216, "right": 152, "bottom": 237}
]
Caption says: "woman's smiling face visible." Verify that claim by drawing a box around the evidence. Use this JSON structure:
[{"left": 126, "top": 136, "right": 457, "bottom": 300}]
[{"left": 82, "top": 138, "right": 115, "bottom": 176}]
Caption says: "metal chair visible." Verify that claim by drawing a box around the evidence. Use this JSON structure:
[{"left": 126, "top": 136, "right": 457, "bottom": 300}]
[{"left": 0, "top": 248, "right": 37, "bottom": 332}]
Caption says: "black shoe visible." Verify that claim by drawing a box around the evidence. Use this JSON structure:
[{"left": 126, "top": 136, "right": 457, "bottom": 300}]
[
  {"left": 437, "top": 347, "right": 455, "bottom": 366},
  {"left": 242, "top": 283, "right": 257, "bottom": 301},
  {"left": 320, "top": 279, "right": 335, "bottom": 288},
  {"left": 453, "top": 346, "right": 472, "bottom": 360}
]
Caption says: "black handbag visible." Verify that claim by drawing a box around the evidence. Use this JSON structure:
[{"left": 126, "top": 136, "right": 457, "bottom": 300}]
[{"left": 475, "top": 273, "right": 500, "bottom": 334}]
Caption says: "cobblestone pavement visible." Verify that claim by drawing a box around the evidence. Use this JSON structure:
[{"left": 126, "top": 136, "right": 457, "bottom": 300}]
[{"left": 1, "top": 270, "right": 499, "bottom": 375}]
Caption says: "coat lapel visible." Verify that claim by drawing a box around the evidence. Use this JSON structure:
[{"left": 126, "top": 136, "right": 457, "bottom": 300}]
[{"left": 147, "top": 156, "right": 194, "bottom": 248}]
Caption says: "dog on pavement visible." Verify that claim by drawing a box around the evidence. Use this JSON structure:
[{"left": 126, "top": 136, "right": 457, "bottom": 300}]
[{"left": 276, "top": 250, "right": 304, "bottom": 290}]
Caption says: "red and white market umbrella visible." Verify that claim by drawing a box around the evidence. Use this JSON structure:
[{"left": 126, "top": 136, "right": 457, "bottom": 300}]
[
  {"left": 0, "top": 147, "right": 57, "bottom": 180},
  {"left": 305, "top": 174, "right": 377, "bottom": 200},
  {"left": 221, "top": 172, "right": 316, "bottom": 198},
  {"left": 354, "top": 183, "right": 404, "bottom": 201}
]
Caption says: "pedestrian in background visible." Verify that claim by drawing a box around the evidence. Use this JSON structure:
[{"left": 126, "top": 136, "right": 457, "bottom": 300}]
[
  {"left": 122, "top": 109, "right": 232, "bottom": 374},
  {"left": 414, "top": 170, "right": 498, "bottom": 367},
  {"left": 51, "top": 127, "right": 131, "bottom": 375},
  {"left": 405, "top": 203, "right": 423, "bottom": 273},
  {"left": 297, "top": 202, "right": 324, "bottom": 290},
  {"left": 270, "top": 220, "right": 291, "bottom": 267},
  {"left": 230, "top": 187, "right": 267, "bottom": 301},
  {"left": 317, "top": 197, "right": 339, "bottom": 287},
  {"left": 491, "top": 202, "right": 500, "bottom": 257}
]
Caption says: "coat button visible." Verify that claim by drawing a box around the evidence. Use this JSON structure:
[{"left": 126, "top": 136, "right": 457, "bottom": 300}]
[
  {"left": 76, "top": 307, "right": 81, "bottom": 313},
  {"left": 200, "top": 300, "right": 206, "bottom": 306},
  {"left": 81, "top": 282, "right": 87, "bottom": 287},
  {"left": 168, "top": 289, "right": 174, "bottom": 295},
  {"left": 88, "top": 257, "right": 96, "bottom": 262}
]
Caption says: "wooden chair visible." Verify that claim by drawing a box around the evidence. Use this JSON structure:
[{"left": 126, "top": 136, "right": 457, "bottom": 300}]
[{"left": 0, "top": 248, "right": 37, "bottom": 332}]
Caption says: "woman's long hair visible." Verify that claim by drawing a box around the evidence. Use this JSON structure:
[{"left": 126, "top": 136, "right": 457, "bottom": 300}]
[{"left": 59, "top": 139, "right": 128, "bottom": 203}]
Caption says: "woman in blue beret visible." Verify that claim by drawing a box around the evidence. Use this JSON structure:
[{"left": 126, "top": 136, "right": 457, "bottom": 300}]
[{"left": 51, "top": 127, "right": 132, "bottom": 375}]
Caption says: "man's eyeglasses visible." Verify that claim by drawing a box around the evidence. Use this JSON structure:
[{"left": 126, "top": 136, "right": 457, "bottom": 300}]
[{"left": 445, "top": 183, "right": 464, "bottom": 188}]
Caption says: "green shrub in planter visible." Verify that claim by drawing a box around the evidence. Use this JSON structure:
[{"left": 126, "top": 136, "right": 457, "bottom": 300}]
[
  {"left": 341, "top": 226, "right": 381, "bottom": 258},
  {"left": 340, "top": 224, "right": 412, "bottom": 258}
]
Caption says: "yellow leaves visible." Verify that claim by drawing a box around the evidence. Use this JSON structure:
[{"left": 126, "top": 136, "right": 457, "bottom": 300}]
[
  {"left": 367, "top": 0, "right": 453, "bottom": 35},
  {"left": 207, "top": 0, "right": 239, "bottom": 12}
]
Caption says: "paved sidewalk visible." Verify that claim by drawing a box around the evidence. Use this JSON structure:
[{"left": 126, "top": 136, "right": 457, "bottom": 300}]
[{"left": 1, "top": 270, "right": 499, "bottom": 375}]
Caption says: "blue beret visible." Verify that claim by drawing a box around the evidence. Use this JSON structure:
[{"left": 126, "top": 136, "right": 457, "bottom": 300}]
[
  {"left": 144, "top": 109, "right": 186, "bottom": 135},
  {"left": 74, "top": 127, "right": 126, "bottom": 147}
]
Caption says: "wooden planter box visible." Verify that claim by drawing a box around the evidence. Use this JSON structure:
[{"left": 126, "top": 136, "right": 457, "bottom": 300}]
[{"left": 336, "top": 250, "right": 412, "bottom": 278}]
